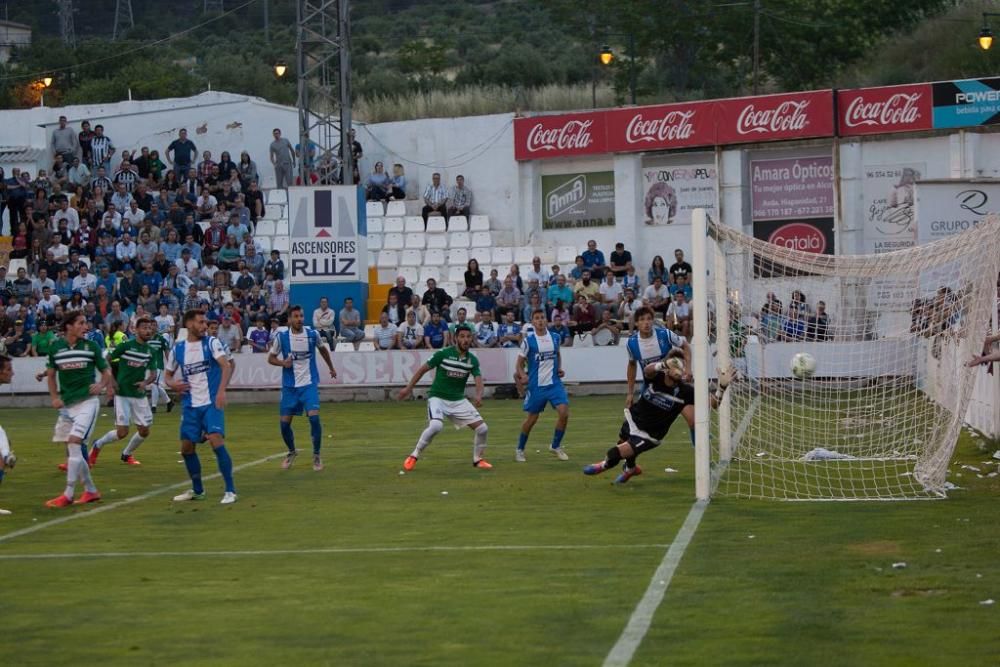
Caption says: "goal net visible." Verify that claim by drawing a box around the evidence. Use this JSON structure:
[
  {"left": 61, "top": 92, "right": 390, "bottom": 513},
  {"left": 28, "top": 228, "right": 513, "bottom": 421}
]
[{"left": 698, "top": 213, "right": 1000, "bottom": 501}]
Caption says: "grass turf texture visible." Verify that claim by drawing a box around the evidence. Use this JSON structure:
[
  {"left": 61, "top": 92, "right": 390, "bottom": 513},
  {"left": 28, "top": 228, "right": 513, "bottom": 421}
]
[{"left": 0, "top": 397, "right": 998, "bottom": 666}]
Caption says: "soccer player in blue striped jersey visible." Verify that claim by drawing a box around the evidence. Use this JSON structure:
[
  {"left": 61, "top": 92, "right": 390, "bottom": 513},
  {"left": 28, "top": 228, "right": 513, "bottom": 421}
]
[
  {"left": 514, "top": 309, "right": 570, "bottom": 462},
  {"left": 165, "top": 309, "right": 237, "bottom": 504},
  {"left": 625, "top": 306, "right": 690, "bottom": 408},
  {"left": 267, "top": 305, "right": 337, "bottom": 471}
]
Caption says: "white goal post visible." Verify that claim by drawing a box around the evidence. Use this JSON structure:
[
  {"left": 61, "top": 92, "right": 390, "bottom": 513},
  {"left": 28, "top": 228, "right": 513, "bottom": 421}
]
[{"left": 691, "top": 208, "right": 1000, "bottom": 501}]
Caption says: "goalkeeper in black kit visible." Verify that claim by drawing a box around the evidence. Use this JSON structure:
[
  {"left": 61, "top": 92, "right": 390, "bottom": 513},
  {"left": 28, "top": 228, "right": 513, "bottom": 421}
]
[{"left": 583, "top": 349, "right": 733, "bottom": 484}]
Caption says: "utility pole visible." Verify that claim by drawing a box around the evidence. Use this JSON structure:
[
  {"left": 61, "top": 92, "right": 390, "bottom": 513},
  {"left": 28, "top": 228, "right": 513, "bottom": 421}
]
[
  {"left": 112, "top": 0, "right": 134, "bottom": 41},
  {"left": 58, "top": 0, "right": 75, "bottom": 48},
  {"left": 263, "top": 0, "right": 270, "bottom": 43},
  {"left": 752, "top": 0, "right": 761, "bottom": 95}
]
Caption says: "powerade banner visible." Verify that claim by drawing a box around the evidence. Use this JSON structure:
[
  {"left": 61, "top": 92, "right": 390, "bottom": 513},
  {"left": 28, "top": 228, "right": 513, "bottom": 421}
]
[
  {"left": 932, "top": 78, "right": 1000, "bottom": 129},
  {"left": 541, "top": 171, "right": 615, "bottom": 230}
]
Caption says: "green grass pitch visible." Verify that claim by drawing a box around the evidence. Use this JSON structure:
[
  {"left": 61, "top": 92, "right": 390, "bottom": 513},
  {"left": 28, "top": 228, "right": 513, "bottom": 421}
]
[{"left": 0, "top": 396, "right": 998, "bottom": 666}]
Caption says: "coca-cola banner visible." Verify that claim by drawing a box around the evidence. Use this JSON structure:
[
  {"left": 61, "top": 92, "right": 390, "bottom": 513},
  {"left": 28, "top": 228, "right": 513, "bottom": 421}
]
[
  {"left": 541, "top": 171, "right": 616, "bottom": 230},
  {"left": 932, "top": 77, "right": 1000, "bottom": 129},
  {"left": 715, "top": 90, "right": 834, "bottom": 145},
  {"left": 750, "top": 155, "right": 834, "bottom": 221},
  {"left": 641, "top": 162, "right": 717, "bottom": 226},
  {"left": 606, "top": 100, "right": 716, "bottom": 153},
  {"left": 514, "top": 112, "right": 607, "bottom": 161},
  {"left": 838, "top": 84, "right": 932, "bottom": 136}
]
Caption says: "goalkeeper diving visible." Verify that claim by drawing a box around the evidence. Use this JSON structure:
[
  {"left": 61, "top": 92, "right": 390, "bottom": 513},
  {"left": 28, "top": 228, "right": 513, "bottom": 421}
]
[{"left": 583, "top": 349, "right": 734, "bottom": 484}]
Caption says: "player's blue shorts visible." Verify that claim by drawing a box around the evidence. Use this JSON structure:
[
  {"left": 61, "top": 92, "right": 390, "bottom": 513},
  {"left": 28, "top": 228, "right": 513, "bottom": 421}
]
[
  {"left": 280, "top": 384, "right": 321, "bottom": 416},
  {"left": 523, "top": 384, "right": 569, "bottom": 414},
  {"left": 180, "top": 404, "right": 226, "bottom": 443}
]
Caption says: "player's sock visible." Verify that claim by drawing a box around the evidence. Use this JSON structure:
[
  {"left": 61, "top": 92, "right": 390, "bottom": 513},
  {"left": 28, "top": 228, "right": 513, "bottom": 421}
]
[
  {"left": 92, "top": 430, "right": 118, "bottom": 450},
  {"left": 517, "top": 432, "right": 529, "bottom": 451},
  {"left": 690, "top": 428, "right": 695, "bottom": 447},
  {"left": 182, "top": 451, "right": 204, "bottom": 495},
  {"left": 604, "top": 446, "right": 623, "bottom": 468},
  {"left": 213, "top": 445, "right": 236, "bottom": 493},
  {"left": 280, "top": 421, "right": 296, "bottom": 452},
  {"left": 551, "top": 428, "right": 565, "bottom": 450},
  {"left": 624, "top": 457, "right": 637, "bottom": 469},
  {"left": 473, "top": 423, "right": 489, "bottom": 461},
  {"left": 123, "top": 433, "right": 145, "bottom": 456},
  {"left": 0, "top": 469, "right": 5, "bottom": 484},
  {"left": 411, "top": 420, "right": 443, "bottom": 458},
  {"left": 65, "top": 445, "right": 83, "bottom": 497},
  {"left": 0, "top": 430, "right": 10, "bottom": 459},
  {"left": 80, "top": 443, "right": 89, "bottom": 461},
  {"left": 308, "top": 415, "right": 322, "bottom": 455}
]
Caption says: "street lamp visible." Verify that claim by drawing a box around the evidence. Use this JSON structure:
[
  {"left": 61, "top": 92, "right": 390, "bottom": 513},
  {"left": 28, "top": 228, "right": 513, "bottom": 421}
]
[
  {"left": 979, "top": 13, "right": 1000, "bottom": 50},
  {"left": 274, "top": 61, "right": 288, "bottom": 77},
  {"left": 599, "top": 45, "right": 613, "bottom": 66},
  {"left": 598, "top": 33, "right": 637, "bottom": 105},
  {"left": 37, "top": 76, "right": 52, "bottom": 107}
]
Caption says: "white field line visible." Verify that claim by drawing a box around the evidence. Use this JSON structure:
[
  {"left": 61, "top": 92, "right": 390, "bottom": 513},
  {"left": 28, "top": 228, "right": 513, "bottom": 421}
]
[
  {"left": 0, "top": 543, "right": 671, "bottom": 560},
  {"left": 0, "top": 452, "right": 287, "bottom": 545},
  {"left": 603, "top": 499, "right": 709, "bottom": 667}
]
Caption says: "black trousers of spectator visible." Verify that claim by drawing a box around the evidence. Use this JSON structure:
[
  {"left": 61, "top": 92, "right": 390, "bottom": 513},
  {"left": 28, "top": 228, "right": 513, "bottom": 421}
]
[
  {"left": 422, "top": 205, "right": 449, "bottom": 228},
  {"left": 496, "top": 304, "right": 519, "bottom": 321},
  {"left": 390, "top": 186, "right": 405, "bottom": 200},
  {"left": 367, "top": 185, "right": 387, "bottom": 201},
  {"left": 447, "top": 205, "right": 471, "bottom": 219}
]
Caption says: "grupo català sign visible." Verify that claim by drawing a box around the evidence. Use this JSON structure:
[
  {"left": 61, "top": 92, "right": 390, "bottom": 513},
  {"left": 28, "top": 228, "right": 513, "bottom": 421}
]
[{"left": 514, "top": 76, "right": 1000, "bottom": 160}]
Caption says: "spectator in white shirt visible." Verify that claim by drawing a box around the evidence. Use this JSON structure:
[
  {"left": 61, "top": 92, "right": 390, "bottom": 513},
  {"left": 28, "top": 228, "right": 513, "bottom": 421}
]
[
  {"left": 110, "top": 182, "right": 133, "bottom": 212},
  {"left": 31, "top": 268, "right": 55, "bottom": 298},
  {"left": 39, "top": 286, "right": 62, "bottom": 312},
  {"left": 373, "top": 312, "right": 398, "bottom": 350},
  {"left": 116, "top": 233, "right": 138, "bottom": 264},
  {"left": 421, "top": 172, "right": 449, "bottom": 227},
  {"left": 71, "top": 264, "right": 97, "bottom": 297},
  {"left": 525, "top": 256, "right": 551, "bottom": 286},
  {"left": 102, "top": 205, "right": 123, "bottom": 231},
  {"left": 52, "top": 198, "right": 80, "bottom": 233},
  {"left": 642, "top": 276, "right": 670, "bottom": 316},
  {"left": 48, "top": 233, "right": 70, "bottom": 263},
  {"left": 666, "top": 290, "right": 692, "bottom": 339},
  {"left": 396, "top": 310, "right": 425, "bottom": 349},
  {"left": 599, "top": 271, "right": 623, "bottom": 305},
  {"left": 312, "top": 297, "right": 336, "bottom": 346},
  {"left": 175, "top": 248, "right": 200, "bottom": 278},
  {"left": 124, "top": 200, "right": 146, "bottom": 227},
  {"left": 474, "top": 309, "right": 499, "bottom": 348},
  {"left": 136, "top": 232, "right": 159, "bottom": 266}
]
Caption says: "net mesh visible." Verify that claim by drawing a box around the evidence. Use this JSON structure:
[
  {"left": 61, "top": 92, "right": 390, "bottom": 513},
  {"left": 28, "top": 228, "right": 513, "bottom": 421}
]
[{"left": 707, "top": 215, "right": 1000, "bottom": 500}]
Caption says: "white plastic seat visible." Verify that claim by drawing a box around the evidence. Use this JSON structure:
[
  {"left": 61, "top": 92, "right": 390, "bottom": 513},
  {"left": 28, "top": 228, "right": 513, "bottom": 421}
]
[
  {"left": 449, "top": 215, "right": 468, "bottom": 231},
  {"left": 424, "top": 249, "right": 446, "bottom": 267},
  {"left": 539, "top": 247, "right": 557, "bottom": 265},
  {"left": 255, "top": 219, "right": 276, "bottom": 237},
  {"left": 419, "top": 266, "right": 441, "bottom": 284},
  {"left": 382, "top": 217, "right": 404, "bottom": 233},
  {"left": 470, "top": 231, "right": 492, "bottom": 248},
  {"left": 404, "top": 217, "right": 424, "bottom": 234},
  {"left": 514, "top": 246, "right": 534, "bottom": 264},
  {"left": 574, "top": 333, "right": 595, "bottom": 348},
  {"left": 428, "top": 215, "right": 448, "bottom": 231},
  {"left": 367, "top": 251, "right": 376, "bottom": 267},
  {"left": 267, "top": 189, "right": 287, "bottom": 205},
  {"left": 376, "top": 250, "right": 399, "bottom": 268},
  {"left": 425, "top": 217, "right": 447, "bottom": 234},
  {"left": 405, "top": 233, "right": 426, "bottom": 249},
  {"left": 469, "top": 215, "right": 489, "bottom": 232},
  {"left": 449, "top": 232, "right": 470, "bottom": 248},
  {"left": 275, "top": 220, "right": 289, "bottom": 236},
  {"left": 256, "top": 236, "right": 272, "bottom": 252},
  {"left": 399, "top": 249, "right": 422, "bottom": 267},
  {"left": 426, "top": 234, "right": 448, "bottom": 250},
  {"left": 386, "top": 200, "right": 406, "bottom": 217},
  {"left": 557, "top": 245, "right": 577, "bottom": 264},
  {"left": 366, "top": 201, "right": 384, "bottom": 218},
  {"left": 447, "top": 248, "right": 469, "bottom": 267},
  {"left": 197, "top": 221, "right": 210, "bottom": 233},
  {"left": 438, "top": 282, "right": 459, "bottom": 298},
  {"left": 358, "top": 341, "right": 376, "bottom": 352},
  {"left": 335, "top": 342, "right": 356, "bottom": 352},
  {"left": 491, "top": 247, "right": 513, "bottom": 266},
  {"left": 448, "top": 265, "right": 466, "bottom": 283},
  {"left": 399, "top": 266, "right": 419, "bottom": 284},
  {"left": 383, "top": 233, "right": 404, "bottom": 250},
  {"left": 8, "top": 258, "right": 27, "bottom": 274},
  {"left": 368, "top": 234, "right": 382, "bottom": 250},
  {"left": 367, "top": 218, "right": 383, "bottom": 234},
  {"left": 272, "top": 236, "right": 290, "bottom": 252},
  {"left": 266, "top": 204, "right": 285, "bottom": 220}
]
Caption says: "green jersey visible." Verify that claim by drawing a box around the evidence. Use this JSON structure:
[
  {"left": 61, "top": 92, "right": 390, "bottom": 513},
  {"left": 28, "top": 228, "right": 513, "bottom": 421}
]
[
  {"left": 147, "top": 333, "right": 169, "bottom": 371},
  {"left": 426, "top": 346, "right": 481, "bottom": 401},
  {"left": 47, "top": 338, "right": 108, "bottom": 406},
  {"left": 109, "top": 338, "right": 155, "bottom": 398},
  {"left": 31, "top": 330, "right": 57, "bottom": 357}
]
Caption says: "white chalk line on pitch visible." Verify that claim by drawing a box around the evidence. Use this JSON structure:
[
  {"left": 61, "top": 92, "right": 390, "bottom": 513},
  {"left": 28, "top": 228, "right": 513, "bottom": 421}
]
[
  {"left": 603, "top": 499, "right": 708, "bottom": 667},
  {"left": 0, "top": 452, "right": 287, "bottom": 545},
  {"left": 0, "top": 543, "right": 671, "bottom": 560}
]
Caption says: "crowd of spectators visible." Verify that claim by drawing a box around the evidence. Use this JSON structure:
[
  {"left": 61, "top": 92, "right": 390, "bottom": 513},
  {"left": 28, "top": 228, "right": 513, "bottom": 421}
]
[{"left": 758, "top": 289, "right": 831, "bottom": 342}]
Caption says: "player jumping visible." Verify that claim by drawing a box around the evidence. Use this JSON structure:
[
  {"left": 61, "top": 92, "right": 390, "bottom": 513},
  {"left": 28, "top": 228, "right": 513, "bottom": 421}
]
[
  {"left": 268, "top": 305, "right": 337, "bottom": 471},
  {"left": 513, "top": 309, "right": 570, "bottom": 462},
  {"left": 89, "top": 317, "right": 159, "bottom": 466},
  {"left": 626, "top": 306, "right": 690, "bottom": 407},
  {"left": 45, "top": 311, "right": 114, "bottom": 508},
  {"left": 165, "top": 309, "right": 237, "bottom": 504},
  {"left": 0, "top": 353, "right": 17, "bottom": 515},
  {"left": 397, "top": 324, "right": 491, "bottom": 470},
  {"left": 584, "top": 351, "right": 732, "bottom": 484}
]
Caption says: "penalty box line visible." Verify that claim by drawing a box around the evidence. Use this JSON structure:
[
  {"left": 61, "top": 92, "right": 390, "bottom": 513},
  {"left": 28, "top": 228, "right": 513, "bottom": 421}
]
[{"left": 0, "top": 452, "right": 288, "bottom": 546}]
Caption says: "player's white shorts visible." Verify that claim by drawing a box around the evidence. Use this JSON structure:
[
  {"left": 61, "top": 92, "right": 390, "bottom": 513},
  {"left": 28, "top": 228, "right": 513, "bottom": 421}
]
[
  {"left": 53, "top": 397, "right": 100, "bottom": 443},
  {"left": 427, "top": 397, "right": 483, "bottom": 429},
  {"left": 115, "top": 396, "right": 153, "bottom": 427}
]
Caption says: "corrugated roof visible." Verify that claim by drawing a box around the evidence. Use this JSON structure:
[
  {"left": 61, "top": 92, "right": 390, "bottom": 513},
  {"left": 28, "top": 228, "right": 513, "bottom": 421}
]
[{"left": 0, "top": 146, "right": 46, "bottom": 163}]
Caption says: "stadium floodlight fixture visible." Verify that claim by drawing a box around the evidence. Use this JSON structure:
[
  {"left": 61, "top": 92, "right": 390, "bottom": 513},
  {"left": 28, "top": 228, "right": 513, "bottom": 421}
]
[
  {"left": 979, "top": 13, "right": 1000, "bottom": 50},
  {"left": 598, "top": 45, "right": 614, "bottom": 66},
  {"left": 41, "top": 76, "right": 53, "bottom": 88},
  {"left": 274, "top": 61, "right": 288, "bottom": 77}
]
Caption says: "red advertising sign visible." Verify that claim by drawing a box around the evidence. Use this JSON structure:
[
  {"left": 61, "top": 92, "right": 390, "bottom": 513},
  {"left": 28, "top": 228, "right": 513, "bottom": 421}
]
[
  {"left": 605, "top": 100, "right": 716, "bottom": 153},
  {"left": 714, "top": 90, "right": 835, "bottom": 145},
  {"left": 514, "top": 112, "right": 607, "bottom": 161},
  {"left": 838, "top": 83, "right": 932, "bottom": 136}
]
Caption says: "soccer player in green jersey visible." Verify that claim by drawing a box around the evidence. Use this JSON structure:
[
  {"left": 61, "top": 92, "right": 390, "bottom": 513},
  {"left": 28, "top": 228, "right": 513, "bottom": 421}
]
[
  {"left": 89, "top": 317, "right": 159, "bottom": 466},
  {"left": 0, "top": 353, "right": 17, "bottom": 515},
  {"left": 147, "top": 327, "right": 174, "bottom": 413},
  {"left": 397, "top": 324, "right": 491, "bottom": 470},
  {"left": 45, "top": 311, "right": 113, "bottom": 508}
]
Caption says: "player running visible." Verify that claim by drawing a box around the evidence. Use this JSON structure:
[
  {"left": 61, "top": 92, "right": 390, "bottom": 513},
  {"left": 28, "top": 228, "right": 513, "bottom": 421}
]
[
  {"left": 513, "top": 309, "right": 570, "bottom": 462},
  {"left": 584, "top": 351, "right": 732, "bottom": 484},
  {"left": 147, "top": 324, "right": 174, "bottom": 414},
  {"left": 0, "top": 353, "right": 17, "bottom": 515},
  {"left": 397, "top": 324, "right": 491, "bottom": 470},
  {"left": 268, "top": 305, "right": 337, "bottom": 471},
  {"left": 45, "top": 311, "right": 114, "bottom": 508},
  {"left": 625, "top": 306, "right": 690, "bottom": 407},
  {"left": 89, "top": 316, "right": 159, "bottom": 466},
  {"left": 165, "top": 309, "right": 237, "bottom": 504}
]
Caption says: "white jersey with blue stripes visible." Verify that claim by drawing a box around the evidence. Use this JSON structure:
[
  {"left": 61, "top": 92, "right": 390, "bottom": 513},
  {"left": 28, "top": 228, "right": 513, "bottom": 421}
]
[
  {"left": 269, "top": 326, "right": 327, "bottom": 388},
  {"left": 166, "top": 336, "right": 227, "bottom": 408},
  {"left": 520, "top": 328, "right": 562, "bottom": 389},
  {"left": 626, "top": 326, "right": 685, "bottom": 367}
]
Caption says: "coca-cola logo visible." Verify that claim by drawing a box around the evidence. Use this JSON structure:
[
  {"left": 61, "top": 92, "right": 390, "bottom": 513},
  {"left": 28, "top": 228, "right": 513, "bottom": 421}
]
[
  {"left": 844, "top": 93, "right": 922, "bottom": 128},
  {"left": 526, "top": 119, "right": 594, "bottom": 152},
  {"left": 736, "top": 100, "right": 809, "bottom": 135},
  {"left": 625, "top": 110, "right": 696, "bottom": 144},
  {"left": 768, "top": 223, "right": 826, "bottom": 253}
]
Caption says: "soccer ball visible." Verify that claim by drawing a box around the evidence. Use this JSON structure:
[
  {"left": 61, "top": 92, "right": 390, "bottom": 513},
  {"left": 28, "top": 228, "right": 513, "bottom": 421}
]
[{"left": 790, "top": 352, "right": 817, "bottom": 379}]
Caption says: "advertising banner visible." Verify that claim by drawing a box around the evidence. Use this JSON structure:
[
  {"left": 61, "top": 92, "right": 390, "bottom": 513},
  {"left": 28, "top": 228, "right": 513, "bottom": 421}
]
[
  {"left": 753, "top": 218, "right": 834, "bottom": 255},
  {"left": 514, "top": 111, "right": 608, "bottom": 161},
  {"left": 605, "top": 100, "right": 716, "bottom": 153},
  {"left": 932, "top": 77, "right": 1000, "bottom": 129},
  {"left": 287, "top": 186, "right": 364, "bottom": 284},
  {"left": 838, "top": 83, "right": 933, "bottom": 136},
  {"left": 641, "top": 162, "right": 717, "bottom": 226},
  {"left": 750, "top": 155, "right": 834, "bottom": 221},
  {"left": 715, "top": 90, "right": 835, "bottom": 145},
  {"left": 541, "top": 171, "right": 615, "bottom": 230},
  {"left": 915, "top": 180, "right": 1000, "bottom": 244}
]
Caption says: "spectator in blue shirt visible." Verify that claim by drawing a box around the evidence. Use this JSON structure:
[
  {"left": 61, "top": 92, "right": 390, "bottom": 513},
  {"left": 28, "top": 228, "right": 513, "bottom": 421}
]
[
  {"left": 569, "top": 256, "right": 586, "bottom": 282},
  {"left": 668, "top": 274, "right": 693, "bottom": 302},
  {"left": 265, "top": 250, "right": 285, "bottom": 281},
  {"left": 138, "top": 263, "right": 162, "bottom": 294},
  {"left": 475, "top": 286, "right": 496, "bottom": 317},
  {"left": 581, "top": 240, "right": 606, "bottom": 279},
  {"left": 497, "top": 310, "right": 522, "bottom": 348},
  {"left": 96, "top": 266, "right": 117, "bottom": 298},
  {"left": 549, "top": 314, "right": 572, "bottom": 345},
  {"left": 547, "top": 273, "right": 573, "bottom": 307},
  {"left": 423, "top": 311, "right": 450, "bottom": 349}
]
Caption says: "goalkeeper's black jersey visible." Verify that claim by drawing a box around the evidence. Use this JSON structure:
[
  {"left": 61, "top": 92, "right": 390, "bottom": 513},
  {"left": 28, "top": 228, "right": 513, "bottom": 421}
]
[{"left": 628, "top": 378, "right": 694, "bottom": 441}]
